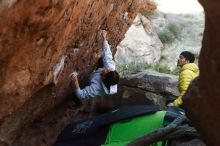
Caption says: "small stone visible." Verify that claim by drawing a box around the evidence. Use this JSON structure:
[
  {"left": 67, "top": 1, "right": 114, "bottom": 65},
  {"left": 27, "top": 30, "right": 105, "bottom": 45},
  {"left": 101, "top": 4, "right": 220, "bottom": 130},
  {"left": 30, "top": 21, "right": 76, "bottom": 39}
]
[{"left": 36, "top": 38, "right": 45, "bottom": 45}]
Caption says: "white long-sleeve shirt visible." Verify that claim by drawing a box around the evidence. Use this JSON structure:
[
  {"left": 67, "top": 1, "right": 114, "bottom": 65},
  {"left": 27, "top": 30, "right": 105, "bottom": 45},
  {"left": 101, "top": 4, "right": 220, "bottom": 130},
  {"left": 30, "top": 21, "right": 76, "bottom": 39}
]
[{"left": 75, "top": 40, "right": 117, "bottom": 99}]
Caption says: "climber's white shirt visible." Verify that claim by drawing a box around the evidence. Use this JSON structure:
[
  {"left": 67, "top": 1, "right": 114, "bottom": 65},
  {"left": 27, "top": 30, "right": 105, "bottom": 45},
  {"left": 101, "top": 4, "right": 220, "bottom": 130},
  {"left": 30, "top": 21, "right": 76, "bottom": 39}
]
[{"left": 75, "top": 41, "right": 117, "bottom": 99}]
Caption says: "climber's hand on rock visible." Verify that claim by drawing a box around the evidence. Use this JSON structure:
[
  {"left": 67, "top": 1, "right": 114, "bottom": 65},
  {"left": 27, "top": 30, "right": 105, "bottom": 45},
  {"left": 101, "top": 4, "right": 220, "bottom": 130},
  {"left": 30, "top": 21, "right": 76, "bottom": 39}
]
[
  {"left": 167, "top": 102, "right": 174, "bottom": 107},
  {"left": 71, "top": 74, "right": 78, "bottom": 82},
  {"left": 70, "top": 74, "right": 79, "bottom": 89},
  {"left": 102, "top": 30, "right": 107, "bottom": 40}
]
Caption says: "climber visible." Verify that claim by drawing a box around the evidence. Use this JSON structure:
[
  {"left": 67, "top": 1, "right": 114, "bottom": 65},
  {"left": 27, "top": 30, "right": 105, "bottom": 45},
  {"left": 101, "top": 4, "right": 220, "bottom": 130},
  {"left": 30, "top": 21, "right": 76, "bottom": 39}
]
[
  {"left": 167, "top": 51, "right": 199, "bottom": 107},
  {"left": 70, "top": 30, "right": 119, "bottom": 100}
]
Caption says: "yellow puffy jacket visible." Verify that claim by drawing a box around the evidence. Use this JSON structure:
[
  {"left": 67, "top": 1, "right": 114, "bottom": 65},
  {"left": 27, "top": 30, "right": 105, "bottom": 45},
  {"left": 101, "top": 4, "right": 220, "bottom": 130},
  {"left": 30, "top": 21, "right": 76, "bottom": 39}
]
[{"left": 173, "top": 63, "right": 199, "bottom": 107}]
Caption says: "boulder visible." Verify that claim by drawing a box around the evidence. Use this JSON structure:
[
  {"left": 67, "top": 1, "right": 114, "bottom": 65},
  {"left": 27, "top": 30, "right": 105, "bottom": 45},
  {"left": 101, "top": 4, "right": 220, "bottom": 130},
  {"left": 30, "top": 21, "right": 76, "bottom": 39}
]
[
  {"left": 115, "top": 13, "right": 163, "bottom": 65},
  {"left": 0, "top": 0, "right": 157, "bottom": 145},
  {"left": 183, "top": 1, "right": 220, "bottom": 145},
  {"left": 118, "top": 70, "right": 179, "bottom": 109}
]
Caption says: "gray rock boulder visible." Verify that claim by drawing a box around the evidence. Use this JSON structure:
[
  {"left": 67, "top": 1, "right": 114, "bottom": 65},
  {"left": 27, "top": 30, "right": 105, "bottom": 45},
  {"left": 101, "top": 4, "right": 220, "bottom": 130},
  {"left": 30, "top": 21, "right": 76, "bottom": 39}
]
[
  {"left": 115, "top": 13, "right": 163, "bottom": 65},
  {"left": 117, "top": 70, "right": 179, "bottom": 109},
  {"left": 120, "top": 70, "right": 179, "bottom": 96}
]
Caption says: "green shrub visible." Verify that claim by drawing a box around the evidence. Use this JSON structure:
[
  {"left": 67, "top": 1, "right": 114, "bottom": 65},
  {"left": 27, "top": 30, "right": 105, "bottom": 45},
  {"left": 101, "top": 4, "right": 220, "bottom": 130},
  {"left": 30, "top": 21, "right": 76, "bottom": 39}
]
[
  {"left": 167, "top": 23, "right": 181, "bottom": 38},
  {"left": 170, "top": 67, "right": 179, "bottom": 75},
  {"left": 152, "top": 62, "right": 170, "bottom": 73},
  {"left": 159, "top": 54, "right": 168, "bottom": 61},
  {"left": 117, "top": 62, "right": 150, "bottom": 77},
  {"left": 158, "top": 23, "right": 182, "bottom": 44},
  {"left": 117, "top": 61, "right": 179, "bottom": 77},
  {"left": 145, "top": 11, "right": 159, "bottom": 19},
  {"left": 158, "top": 30, "right": 175, "bottom": 44},
  {"left": 152, "top": 63, "right": 179, "bottom": 75}
]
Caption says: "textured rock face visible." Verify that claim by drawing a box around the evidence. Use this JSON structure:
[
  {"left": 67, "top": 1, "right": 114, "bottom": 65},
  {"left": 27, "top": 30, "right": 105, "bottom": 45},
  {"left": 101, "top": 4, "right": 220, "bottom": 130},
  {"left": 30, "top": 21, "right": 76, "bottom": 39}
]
[
  {"left": 118, "top": 70, "right": 179, "bottom": 109},
  {"left": 1, "top": 0, "right": 220, "bottom": 146},
  {"left": 0, "top": 0, "right": 156, "bottom": 145},
  {"left": 183, "top": 1, "right": 220, "bottom": 146},
  {"left": 120, "top": 70, "right": 179, "bottom": 96},
  {"left": 115, "top": 13, "right": 163, "bottom": 65},
  {"left": 171, "top": 138, "right": 206, "bottom": 146}
]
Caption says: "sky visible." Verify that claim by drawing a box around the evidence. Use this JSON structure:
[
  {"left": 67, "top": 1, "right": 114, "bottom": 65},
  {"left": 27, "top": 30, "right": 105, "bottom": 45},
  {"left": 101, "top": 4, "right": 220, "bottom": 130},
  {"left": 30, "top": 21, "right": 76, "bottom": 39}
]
[{"left": 155, "top": 0, "right": 203, "bottom": 14}]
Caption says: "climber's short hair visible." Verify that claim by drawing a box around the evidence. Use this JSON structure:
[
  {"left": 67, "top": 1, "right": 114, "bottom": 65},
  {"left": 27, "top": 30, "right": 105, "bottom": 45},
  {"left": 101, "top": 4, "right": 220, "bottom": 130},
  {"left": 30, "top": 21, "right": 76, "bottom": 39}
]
[
  {"left": 180, "top": 51, "right": 195, "bottom": 63},
  {"left": 104, "top": 70, "right": 120, "bottom": 86}
]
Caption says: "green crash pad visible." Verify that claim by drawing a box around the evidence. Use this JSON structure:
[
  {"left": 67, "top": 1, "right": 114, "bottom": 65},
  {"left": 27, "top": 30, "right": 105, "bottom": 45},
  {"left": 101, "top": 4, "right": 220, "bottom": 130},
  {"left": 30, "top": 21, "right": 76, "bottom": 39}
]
[{"left": 103, "top": 111, "right": 166, "bottom": 146}]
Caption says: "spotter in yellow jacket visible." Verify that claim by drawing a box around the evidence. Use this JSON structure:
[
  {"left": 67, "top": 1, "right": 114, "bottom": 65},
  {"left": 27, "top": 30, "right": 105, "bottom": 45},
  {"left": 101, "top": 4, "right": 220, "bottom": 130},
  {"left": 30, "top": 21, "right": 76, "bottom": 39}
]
[
  {"left": 174, "top": 63, "right": 199, "bottom": 106},
  {"left": 170, "top": 51, "right": 199, "bottom": 107}
]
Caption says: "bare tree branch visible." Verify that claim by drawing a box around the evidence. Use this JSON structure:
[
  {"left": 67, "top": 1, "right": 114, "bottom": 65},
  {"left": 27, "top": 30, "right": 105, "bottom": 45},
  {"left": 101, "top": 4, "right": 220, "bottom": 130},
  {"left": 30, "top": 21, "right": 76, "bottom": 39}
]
[
  {"left": 164, "top": 125, "right": 199, "bottom": 140},
  {"left": 126, "top": 115, "right": 188, "bottom": 146}
]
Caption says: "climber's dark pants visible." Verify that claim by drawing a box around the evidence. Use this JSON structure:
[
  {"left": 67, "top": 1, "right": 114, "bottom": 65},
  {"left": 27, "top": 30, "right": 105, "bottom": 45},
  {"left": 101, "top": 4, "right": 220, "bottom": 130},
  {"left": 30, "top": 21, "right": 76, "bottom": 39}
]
[
  {"left": 96, "top": 57, "right": 104, "bottom": 69},
  {"left": 65, "top": 91, "right": 82, "bottom": 106},
  {"left": 166, "top": 96, "right": 176, "bottom": 105}
]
